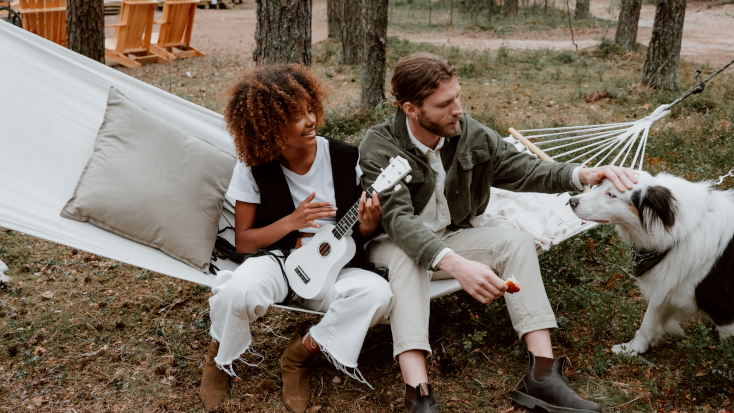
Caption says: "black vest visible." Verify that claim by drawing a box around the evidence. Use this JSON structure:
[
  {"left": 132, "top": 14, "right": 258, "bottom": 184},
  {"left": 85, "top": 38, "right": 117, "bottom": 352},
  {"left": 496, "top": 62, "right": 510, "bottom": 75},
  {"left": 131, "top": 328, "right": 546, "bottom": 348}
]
[{"left": 250, "top": 138, "right": 369, "bottom": 269}]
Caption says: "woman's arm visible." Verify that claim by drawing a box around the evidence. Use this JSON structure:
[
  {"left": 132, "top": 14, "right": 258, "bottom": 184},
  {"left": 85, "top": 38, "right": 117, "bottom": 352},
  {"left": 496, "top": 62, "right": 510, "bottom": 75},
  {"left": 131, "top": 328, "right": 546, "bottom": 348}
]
[{"left": 234, "top": 192, "right": 337, "bottom": 254}]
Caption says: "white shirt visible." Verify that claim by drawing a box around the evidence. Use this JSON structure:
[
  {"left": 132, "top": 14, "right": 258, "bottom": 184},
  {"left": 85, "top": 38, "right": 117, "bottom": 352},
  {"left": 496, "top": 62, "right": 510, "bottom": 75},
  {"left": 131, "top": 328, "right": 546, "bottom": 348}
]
[
  {"left": 406, "top": 119, "right": 455, "bottom": 268},
  {"left": 226, "top": 136, "right": 362, "bottom": 233},
  {"left": 406, "top": 118, "right": 587, "bottom": 269}
]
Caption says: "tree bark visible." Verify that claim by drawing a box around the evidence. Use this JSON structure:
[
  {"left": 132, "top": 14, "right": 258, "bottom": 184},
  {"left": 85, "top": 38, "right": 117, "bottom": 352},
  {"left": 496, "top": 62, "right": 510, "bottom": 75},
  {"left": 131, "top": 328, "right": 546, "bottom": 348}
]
[
  {"left": 642, "top": 0, "right": 686, "bottom": 90},
  {"left": 327, "top": 0, "right": 342, "bottom": 40},
  {"left": 66, "top": 0, "right": 104, "bottom": 63},
  {"left": 505, "top": 0, "right": 518, "bottom": 17},
  {"left": 574, "top": 0, "right": 590, "bottom": 19},
  {"left": 360, "top": 0, "right": 388, "bottom": 111},
  {"left": 254, "top": 0, "right": 312, "bottom": 66},
  {"left": 615, "top": 0, "right": 642, "bottom": 51},
  {"left": 340, "top": 0, "right": 362, "bottom": 65}
]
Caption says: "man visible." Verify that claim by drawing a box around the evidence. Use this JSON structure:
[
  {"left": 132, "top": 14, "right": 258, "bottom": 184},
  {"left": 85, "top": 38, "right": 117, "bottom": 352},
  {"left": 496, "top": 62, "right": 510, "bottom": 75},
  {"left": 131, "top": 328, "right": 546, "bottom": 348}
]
[{"left": 359, "top": 52, "right": 637, "bottom": 413}]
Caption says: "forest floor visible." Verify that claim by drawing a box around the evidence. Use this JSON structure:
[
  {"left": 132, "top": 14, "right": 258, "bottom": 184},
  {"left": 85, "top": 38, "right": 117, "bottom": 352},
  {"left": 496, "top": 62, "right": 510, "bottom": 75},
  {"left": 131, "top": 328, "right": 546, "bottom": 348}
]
[{"left": 2, "top": 1, "right": 734, "bottom": 413}]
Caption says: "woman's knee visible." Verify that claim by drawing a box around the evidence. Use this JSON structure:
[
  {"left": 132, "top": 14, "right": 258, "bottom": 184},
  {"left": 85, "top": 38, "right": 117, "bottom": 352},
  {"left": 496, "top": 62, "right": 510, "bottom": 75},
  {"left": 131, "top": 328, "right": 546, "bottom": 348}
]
[{"left": 343, "top": 273, "right": 393, "bottom": 308}]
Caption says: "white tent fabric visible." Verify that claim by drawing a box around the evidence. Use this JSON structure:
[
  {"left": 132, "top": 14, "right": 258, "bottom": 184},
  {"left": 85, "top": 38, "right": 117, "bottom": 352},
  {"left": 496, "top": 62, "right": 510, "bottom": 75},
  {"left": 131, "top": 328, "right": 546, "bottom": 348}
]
[
  {"left": 0, "top": 259, "right": 10, "bottom": 283},
  {"left": 0, "top": 21, "right": 591, "bottom": 315}
]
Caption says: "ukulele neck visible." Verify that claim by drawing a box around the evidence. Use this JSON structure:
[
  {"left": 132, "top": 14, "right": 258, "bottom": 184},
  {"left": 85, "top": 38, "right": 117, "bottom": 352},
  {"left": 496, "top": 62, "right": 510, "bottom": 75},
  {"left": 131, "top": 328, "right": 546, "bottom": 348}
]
[{"left": 332, "top": 186, "right": 375, "bottom": 240}]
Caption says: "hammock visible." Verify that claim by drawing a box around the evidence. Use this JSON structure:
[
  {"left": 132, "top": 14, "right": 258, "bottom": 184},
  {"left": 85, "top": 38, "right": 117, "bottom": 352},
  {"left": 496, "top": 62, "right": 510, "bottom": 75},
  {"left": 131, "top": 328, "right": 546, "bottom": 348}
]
[{"left": 10, "top": 20, "right": 720, "bottom": 316}]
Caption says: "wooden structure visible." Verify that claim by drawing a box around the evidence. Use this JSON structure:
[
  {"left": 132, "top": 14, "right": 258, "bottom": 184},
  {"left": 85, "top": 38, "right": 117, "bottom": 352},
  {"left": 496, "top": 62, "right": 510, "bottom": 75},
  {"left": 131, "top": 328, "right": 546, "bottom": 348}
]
[
  {"left": 150, "top": 0, "right": 204, "bottom": 61},
  {"left": 17, "top": 0, "right": 67, "bottom": 47},
  {"left": 104, "top": 0, "right": 164, "bottom": 68}
]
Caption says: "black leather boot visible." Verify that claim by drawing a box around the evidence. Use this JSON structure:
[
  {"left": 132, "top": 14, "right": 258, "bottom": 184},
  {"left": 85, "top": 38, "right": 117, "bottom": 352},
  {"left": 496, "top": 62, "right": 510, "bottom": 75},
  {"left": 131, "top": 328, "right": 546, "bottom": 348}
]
[
  {"left": 404, "top": 382, "right": 438, "bottom": 413},
  {"left": 511, "top": 352, "right": 601, "bottom": 413}
]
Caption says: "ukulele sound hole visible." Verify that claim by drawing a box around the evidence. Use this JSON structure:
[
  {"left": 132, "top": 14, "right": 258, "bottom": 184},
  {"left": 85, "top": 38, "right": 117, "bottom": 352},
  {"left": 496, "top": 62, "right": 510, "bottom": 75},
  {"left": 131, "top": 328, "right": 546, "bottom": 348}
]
[{"left": 318, "top": 242, "right": 332, "bottom": 258}]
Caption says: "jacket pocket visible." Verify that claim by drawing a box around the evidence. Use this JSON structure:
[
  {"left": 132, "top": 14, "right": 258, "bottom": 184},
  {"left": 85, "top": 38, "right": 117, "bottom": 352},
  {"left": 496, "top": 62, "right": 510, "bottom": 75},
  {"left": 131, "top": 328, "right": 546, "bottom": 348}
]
[{"left": 458, "top": 145, "right": 491, "bottom": 170}]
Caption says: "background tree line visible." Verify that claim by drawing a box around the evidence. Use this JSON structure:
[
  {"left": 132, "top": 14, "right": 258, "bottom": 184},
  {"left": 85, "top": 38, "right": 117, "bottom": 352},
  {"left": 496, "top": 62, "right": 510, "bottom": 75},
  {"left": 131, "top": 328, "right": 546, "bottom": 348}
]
[{"left": 65, "top": 0, "right": 688, "bottom": 113}]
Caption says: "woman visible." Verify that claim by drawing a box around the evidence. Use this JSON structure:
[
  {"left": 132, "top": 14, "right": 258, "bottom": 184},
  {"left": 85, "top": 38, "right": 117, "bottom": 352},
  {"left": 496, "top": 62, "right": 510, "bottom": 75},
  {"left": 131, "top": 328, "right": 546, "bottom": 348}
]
[{"left": 200, "top": 64, "right": 393, "bottom": 413}]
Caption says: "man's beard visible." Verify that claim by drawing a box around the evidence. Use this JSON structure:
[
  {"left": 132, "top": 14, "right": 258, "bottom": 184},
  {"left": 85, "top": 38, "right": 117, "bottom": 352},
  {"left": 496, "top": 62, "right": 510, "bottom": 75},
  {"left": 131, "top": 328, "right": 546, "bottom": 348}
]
[{"left": 418, "top": 111, "right": 461, "bottom": 138}]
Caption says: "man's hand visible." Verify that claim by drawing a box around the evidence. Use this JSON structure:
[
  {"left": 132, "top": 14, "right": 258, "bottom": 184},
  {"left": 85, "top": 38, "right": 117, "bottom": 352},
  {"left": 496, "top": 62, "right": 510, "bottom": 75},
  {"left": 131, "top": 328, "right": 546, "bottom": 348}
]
[
  {"left": 437, "top": 252, "right": 507, "bottom": 304},
  {"left": 579, "top": 165, "right": 638, "bottom": 192}
]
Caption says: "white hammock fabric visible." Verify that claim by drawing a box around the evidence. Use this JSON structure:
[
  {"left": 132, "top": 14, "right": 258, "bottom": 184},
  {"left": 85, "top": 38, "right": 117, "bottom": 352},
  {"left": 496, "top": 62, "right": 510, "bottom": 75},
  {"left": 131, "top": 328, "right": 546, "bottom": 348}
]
[
  {"left": 515, "top": 105, "right": 671, "bottom": 168},
  {"left": 0, "top": 21, "right": 591, "bottom": 315}
]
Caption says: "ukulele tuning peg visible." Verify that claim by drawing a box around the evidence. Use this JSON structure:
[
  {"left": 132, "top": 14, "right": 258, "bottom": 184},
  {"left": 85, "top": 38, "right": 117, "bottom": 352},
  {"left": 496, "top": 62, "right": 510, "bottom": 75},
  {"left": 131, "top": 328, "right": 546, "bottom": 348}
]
[
  {"left": 394, "top": 184, "right": 402, "bottom": 191},
  {"left": 405, "top": 175, "right": 412, "bottom": 183},
  {"left": 389, "top": 157, "right": 395, "bottom": 163}
]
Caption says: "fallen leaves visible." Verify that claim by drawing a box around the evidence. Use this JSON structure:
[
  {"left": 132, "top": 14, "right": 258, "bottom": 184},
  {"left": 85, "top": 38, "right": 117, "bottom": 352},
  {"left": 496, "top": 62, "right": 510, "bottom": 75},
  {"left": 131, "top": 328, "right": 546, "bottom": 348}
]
[
  {"left": 41, "top": 291, "right": 54, "bottom": 299},
  {"left": 584, "top": 90, "right": 608, "bottom": 103}
]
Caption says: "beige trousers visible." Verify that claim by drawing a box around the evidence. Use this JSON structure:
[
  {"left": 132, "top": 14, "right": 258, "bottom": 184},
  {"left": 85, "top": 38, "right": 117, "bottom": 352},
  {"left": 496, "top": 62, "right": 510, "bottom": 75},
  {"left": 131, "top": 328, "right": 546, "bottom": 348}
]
[{"left": 367, "top": 227, "right": 558, "bottom": 358}]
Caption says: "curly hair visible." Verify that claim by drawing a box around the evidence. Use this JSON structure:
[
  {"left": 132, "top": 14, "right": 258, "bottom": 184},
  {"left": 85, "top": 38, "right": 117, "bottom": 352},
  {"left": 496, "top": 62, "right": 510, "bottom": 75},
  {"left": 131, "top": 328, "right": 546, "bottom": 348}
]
[{"left": 224, "top": 64, "right": 327, "bottom": 166}]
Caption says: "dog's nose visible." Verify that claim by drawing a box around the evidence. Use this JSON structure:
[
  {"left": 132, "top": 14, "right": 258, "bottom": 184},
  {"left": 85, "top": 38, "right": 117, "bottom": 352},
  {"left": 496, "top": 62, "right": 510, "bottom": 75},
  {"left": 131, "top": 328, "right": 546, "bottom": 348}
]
[{"left": 569, "top": 197, "right": 580, "bottom": 209}]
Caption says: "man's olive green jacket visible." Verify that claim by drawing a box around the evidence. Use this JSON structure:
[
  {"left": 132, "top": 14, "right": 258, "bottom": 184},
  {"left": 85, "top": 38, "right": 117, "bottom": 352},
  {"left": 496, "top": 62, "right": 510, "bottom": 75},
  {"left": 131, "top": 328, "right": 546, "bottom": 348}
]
[{"left": 359, "top": 109, "right": 579, "bottom": 270}]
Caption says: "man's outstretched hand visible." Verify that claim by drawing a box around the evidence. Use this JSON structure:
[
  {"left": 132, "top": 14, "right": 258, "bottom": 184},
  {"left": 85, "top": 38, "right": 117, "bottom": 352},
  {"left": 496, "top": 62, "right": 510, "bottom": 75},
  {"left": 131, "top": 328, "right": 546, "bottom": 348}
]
[
  {"left": 437, "top": 252, "right": 507, "bottom": 304},
  {"left": 579, "top": 165, "right": 638, "bottom": 192}
]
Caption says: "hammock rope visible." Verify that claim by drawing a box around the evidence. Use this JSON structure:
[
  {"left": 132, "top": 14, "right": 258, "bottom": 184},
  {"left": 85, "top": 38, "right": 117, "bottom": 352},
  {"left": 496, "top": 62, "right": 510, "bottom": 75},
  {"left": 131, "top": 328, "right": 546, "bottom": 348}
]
[{"left": 507, "top": 58, "right": 734, "bottom": 170}]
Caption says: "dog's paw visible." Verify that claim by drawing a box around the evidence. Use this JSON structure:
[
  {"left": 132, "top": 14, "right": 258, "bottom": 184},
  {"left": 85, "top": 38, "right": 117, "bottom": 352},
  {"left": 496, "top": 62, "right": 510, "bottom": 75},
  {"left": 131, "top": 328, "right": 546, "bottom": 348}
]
[{"left": 611, "top": 343, "right": 639, "bottom": 356}]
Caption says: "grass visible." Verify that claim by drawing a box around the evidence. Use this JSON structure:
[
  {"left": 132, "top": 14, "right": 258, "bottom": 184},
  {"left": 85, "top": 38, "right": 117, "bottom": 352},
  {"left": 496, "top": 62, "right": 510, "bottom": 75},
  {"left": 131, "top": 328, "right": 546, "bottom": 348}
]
[
  {"left": 2, "top": 37, "right": 734, "bottom": 412},
  {"left": 387, "top": 0, "right": 613, "bottom": 36}
]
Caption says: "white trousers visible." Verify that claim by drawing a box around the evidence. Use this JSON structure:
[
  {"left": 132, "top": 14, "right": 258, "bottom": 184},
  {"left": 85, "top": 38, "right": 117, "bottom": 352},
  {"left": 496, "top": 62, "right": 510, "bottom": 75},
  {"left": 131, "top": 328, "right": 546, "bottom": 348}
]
[{"left": 208, "top": 251, "right": 393, "bottom": 383}]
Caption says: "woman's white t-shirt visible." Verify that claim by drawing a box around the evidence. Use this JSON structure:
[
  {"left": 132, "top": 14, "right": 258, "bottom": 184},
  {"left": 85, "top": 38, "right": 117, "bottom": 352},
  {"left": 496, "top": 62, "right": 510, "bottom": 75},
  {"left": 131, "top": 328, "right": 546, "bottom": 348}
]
[{"left": 226, "top": 136, "right": 362, "bottom": 233}]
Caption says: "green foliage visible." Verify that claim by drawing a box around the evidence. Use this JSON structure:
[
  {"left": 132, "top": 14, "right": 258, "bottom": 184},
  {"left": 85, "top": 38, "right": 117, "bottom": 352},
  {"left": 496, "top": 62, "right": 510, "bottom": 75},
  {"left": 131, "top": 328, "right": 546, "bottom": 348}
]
[{"left": 462, "top": 329, "right": 488, "bottom": 349}]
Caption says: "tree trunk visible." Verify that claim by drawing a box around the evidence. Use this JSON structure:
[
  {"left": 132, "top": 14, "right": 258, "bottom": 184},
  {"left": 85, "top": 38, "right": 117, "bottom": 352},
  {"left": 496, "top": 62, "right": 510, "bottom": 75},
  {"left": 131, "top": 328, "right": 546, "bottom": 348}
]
[
  {"left": 327, "top": 0, "right": 342, "bottom": 40},
  {"left": 340, "top": 0, "right": 362, "bottom": 65},
  {"left": 429, "top": 0, "right": 432, "bottom": 25},
  {"left": 487, "top": 0, "right": 495, "bottom": 24},
  {"left": 505, "top": 0, "right": 518, "bottom": 17},
  {"left": 574, "top": 0, "right": 590, "bottom": 19},
  {"left": 642, "top": 0, "right": 686, "bottom": 90},
  {"left": 450, "top": 0, "right": 454, "bottom": 25},
  {"left": 615, "top": 0, "right": 642, "bottom": 51},
  {"left": 360, "top": 0, "right": 388, "bottom": 111},
  {"left": 254, "top": 0, "right": 312, "bottom": 66},
  {"left": 66, "top": 0, "right": 104, "bottom": 63}
]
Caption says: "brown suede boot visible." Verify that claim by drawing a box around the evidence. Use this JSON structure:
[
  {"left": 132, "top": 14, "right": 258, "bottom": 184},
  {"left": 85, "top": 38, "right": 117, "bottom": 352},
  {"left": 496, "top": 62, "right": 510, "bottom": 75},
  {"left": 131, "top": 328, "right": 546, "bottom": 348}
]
[
  {"left": 280, "top": 332, "right": 314, "bottom": 413},
  {"left": 200, "top": 340, "right": 231, "bottom": 411}
]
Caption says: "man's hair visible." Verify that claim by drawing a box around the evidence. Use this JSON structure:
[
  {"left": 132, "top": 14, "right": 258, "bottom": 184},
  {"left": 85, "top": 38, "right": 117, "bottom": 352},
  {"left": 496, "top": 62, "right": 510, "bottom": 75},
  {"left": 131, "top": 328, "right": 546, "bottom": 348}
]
[
  {"left": 390, "top": 52, "right": 457, "bottom": 108},
  {"left": 224, "top": 64, "right": 326, "bottom": 166}
]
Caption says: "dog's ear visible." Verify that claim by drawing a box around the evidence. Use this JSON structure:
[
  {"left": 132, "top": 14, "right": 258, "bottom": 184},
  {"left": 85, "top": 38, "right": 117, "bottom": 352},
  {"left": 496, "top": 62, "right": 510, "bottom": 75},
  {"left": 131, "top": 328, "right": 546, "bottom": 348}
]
[{"left": 631, "top": 186, "right": 676, "bottom": 231}]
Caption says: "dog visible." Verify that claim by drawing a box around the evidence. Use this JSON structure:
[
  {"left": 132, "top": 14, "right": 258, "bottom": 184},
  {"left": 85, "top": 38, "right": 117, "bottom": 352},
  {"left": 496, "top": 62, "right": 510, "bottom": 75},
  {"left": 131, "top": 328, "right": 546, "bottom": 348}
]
[{"left": 569, "top": 171, "right": 734, "bottom": 355}]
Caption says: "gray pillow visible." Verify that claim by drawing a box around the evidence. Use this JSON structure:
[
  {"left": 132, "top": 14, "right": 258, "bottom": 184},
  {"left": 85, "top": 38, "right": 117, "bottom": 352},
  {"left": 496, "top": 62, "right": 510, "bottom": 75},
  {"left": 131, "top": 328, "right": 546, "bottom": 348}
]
[{"left": 61, "top": 86, "right": 236, "bottom": 272}]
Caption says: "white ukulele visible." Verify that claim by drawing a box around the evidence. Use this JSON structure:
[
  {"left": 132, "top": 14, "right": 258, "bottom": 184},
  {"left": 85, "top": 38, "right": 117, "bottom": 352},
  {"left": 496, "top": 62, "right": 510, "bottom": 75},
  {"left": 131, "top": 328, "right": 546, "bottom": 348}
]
[{"left": 284, "top": 156, "right": 412, "bottom": 300}]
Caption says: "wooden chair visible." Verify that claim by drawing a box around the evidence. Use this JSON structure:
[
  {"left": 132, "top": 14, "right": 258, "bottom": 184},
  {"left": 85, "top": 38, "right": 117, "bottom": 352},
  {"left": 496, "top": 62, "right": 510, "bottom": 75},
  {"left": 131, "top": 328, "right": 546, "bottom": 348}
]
[
  {"left": 17, "top": 0, "right": 67, "bottom": 47},
  {"left": 149, "top": 0, "right": 204, "bottom": 61},
  {"left": 104, "top": 0, "right": 164, "bottom": 69}
]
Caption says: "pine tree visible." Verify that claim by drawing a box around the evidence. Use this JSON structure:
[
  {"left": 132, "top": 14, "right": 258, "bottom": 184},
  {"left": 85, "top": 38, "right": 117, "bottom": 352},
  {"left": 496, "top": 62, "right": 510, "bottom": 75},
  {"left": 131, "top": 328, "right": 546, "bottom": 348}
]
[
  {"left": 642, "top": 0, "right": 686, "bottom": 89},
  {"left": 253, "top": 0, "right": 311, "bottom": 66},
  {"left": 66, "top": 0, "right": 105, "bottom": 63}
]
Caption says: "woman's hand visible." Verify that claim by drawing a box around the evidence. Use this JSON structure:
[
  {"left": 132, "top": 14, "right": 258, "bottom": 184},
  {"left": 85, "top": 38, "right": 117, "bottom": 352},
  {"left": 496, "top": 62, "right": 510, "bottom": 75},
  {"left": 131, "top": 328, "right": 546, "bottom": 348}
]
[
  {"left": 288, "top": 191, "right": 337, "bottom": 230},
  {"left": 358, "top": 191, "right": 381, "bottom": 238}
]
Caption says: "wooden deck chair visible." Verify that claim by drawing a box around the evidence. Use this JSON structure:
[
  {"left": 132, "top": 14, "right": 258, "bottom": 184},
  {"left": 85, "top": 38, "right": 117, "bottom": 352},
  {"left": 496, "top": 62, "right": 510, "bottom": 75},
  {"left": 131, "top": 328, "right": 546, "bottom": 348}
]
[
  {"left": 18, "top": 0, "right": 67, "bottom": 47},
  {"left": 104, "top": 0, "right": 164, "bottom": 69},
  {"left": 149, "top": 0, "right": 204, "bottom": 62}
]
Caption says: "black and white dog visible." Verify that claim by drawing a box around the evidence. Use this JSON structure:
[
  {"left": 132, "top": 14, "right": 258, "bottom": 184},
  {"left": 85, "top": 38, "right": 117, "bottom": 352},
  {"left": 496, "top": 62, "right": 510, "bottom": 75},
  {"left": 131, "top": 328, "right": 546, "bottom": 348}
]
[{"left": 569, "top": 171, "right": 734, "bottom": 355}]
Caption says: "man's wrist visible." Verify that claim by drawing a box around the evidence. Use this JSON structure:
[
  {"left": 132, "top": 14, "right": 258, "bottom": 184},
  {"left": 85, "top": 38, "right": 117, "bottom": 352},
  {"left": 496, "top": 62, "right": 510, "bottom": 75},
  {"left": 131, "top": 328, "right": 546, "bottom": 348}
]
[
  {"left": 574, "top": 166, "right": 590, "bottom": 189},
  {"left": 436, "top": 251, "right": 459, "bottom": 273}
]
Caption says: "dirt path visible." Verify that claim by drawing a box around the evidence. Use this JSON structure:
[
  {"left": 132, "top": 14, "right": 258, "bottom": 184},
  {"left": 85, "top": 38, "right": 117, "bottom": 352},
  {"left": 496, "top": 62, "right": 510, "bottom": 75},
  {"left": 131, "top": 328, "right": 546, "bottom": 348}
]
[{"left": 107, "top": 0, "right": 733, "bottom": 66}]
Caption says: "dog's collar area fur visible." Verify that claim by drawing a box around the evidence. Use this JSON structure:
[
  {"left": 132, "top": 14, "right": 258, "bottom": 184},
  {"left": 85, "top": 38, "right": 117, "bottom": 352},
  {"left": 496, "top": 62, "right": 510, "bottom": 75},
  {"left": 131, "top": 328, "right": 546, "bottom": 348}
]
[{"left": 631, "top": 246, "right": 671, "bottom": 277}]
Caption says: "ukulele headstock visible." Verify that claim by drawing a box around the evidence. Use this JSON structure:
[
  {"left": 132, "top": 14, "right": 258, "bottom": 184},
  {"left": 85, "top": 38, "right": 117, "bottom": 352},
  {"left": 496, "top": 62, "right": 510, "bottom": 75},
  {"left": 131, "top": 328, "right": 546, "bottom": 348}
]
[{"left": 371, "top": 156, "right": 412, "bottom": 193}]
